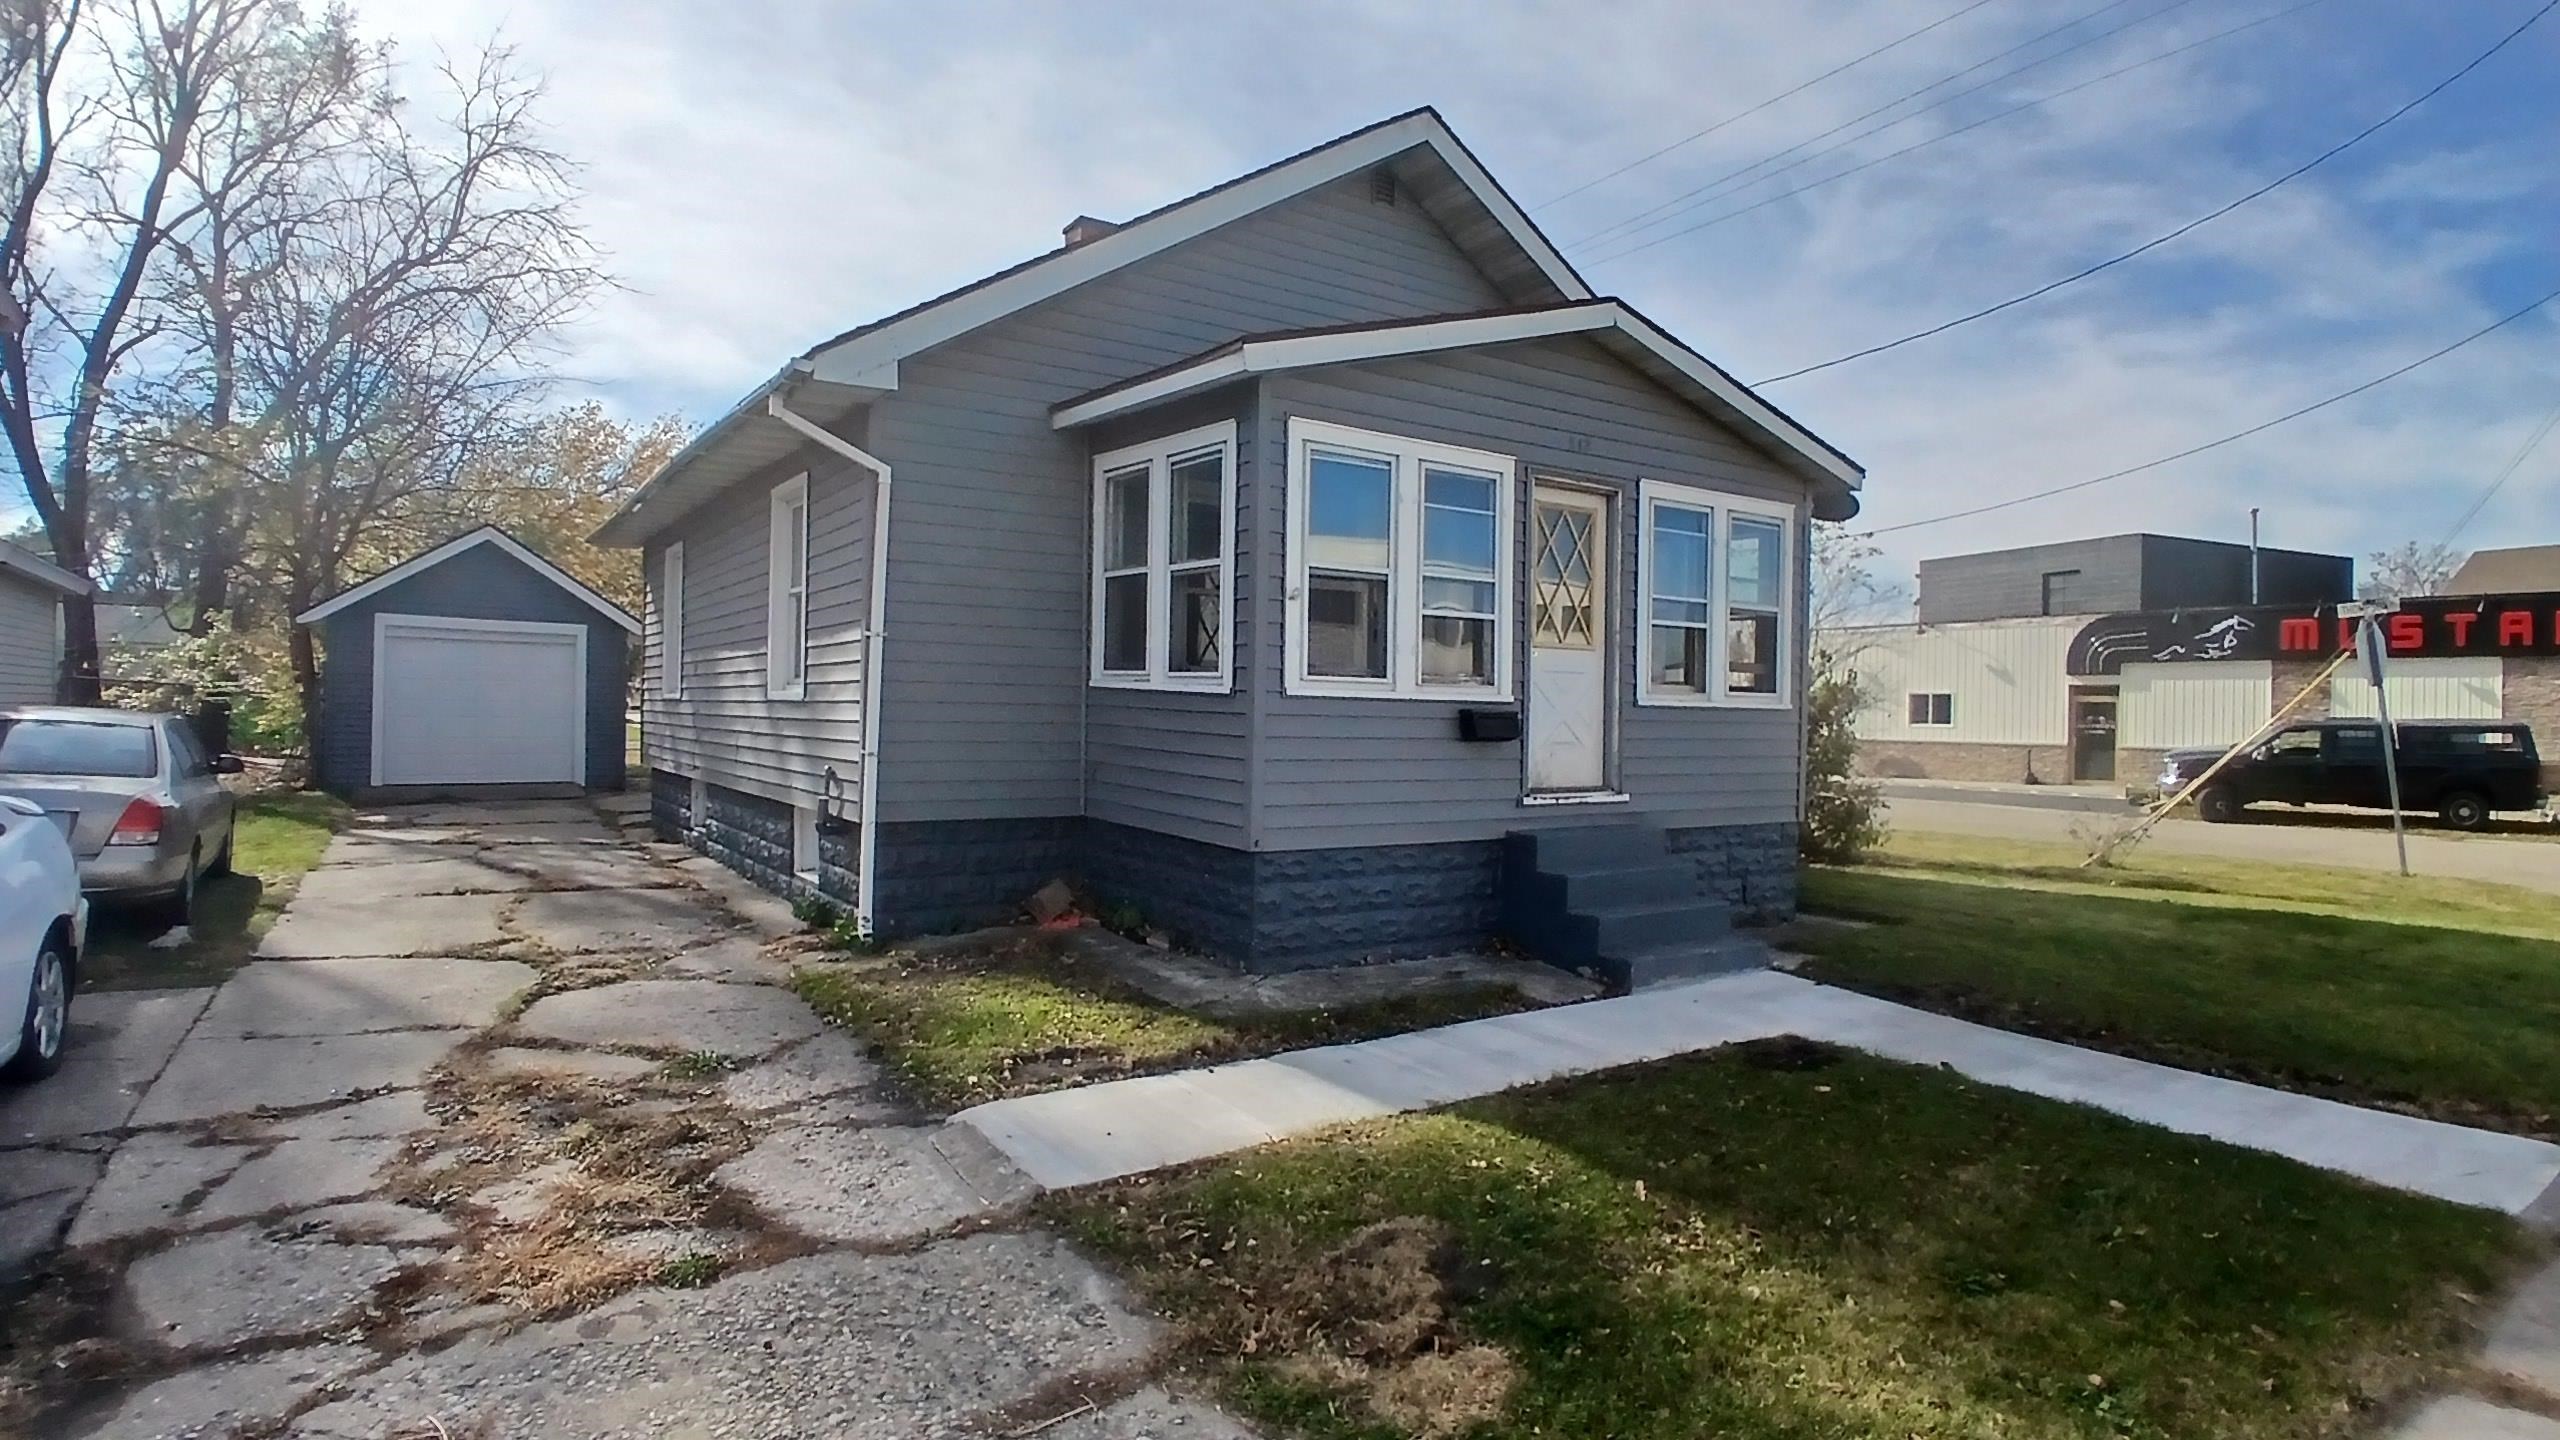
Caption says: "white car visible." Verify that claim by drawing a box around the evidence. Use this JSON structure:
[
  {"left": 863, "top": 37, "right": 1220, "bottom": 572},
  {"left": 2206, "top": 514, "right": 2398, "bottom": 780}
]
[{"left": 0, "top": 793, "right": 85, "bottom": 1082}]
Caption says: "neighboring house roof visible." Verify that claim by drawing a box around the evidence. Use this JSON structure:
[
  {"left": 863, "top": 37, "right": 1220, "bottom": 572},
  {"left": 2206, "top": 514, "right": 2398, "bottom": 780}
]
[
  {"left": 595, "top": 107, "right": 1861, "bottom": 545},
  {"left": 0, "top": 538, "right": 89, "bottom": 598},
  {"left": 1050, "top": 299, "right": 1863, "bottom": 511},
  {"left": 295, "top": 526, "right": 640, "bottom": 633},
  {"left": 2444, "top": 544, "right": 2560, "bottom": 596}
]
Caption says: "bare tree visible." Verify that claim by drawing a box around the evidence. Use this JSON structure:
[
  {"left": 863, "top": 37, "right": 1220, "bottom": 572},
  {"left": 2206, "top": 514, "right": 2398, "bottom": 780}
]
[
  {"left": 0, "top": 0, "right": 360, "bottom": 696},
  {"left": 2358, "top": 541, "right": 2464, "bottom": 603}
]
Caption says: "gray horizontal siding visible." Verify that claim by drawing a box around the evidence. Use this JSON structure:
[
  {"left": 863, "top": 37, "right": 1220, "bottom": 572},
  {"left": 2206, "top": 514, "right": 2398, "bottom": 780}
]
[
  {"left": 311, "top": 541, "right": 631, "bottom": 794},
  {"left": 1250, "top": 334, "right": 1814, "bottom": 849},
  {"left": 871, "top": 169, "right": 1515, "bottom": 831},
  {"left": 641, "top": 421, "right": 876, "bottom": 820},
  {"left": 0, "top": 573, "right": 60, "bottom": 705}
]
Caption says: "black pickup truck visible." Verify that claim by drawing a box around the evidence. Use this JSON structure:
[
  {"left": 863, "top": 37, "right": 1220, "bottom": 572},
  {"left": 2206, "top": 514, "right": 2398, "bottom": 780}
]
[{"left": 2159, "top": 719, "right": 2547, "bottom": 830}]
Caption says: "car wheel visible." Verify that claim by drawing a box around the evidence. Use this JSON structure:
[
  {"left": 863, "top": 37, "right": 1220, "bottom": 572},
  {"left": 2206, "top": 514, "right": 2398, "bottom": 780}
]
[
  {"left": 206, "top": 820, "right": 236, "bottom": 878},
  {"left": 151, "top": 849, "right": 199, "bottom": 930},
  {"left": 2439, "top": 791, "right": 2490, "bottom": 831},
  {"left": 2195, "top": 785, "right": 2241, "bottom": 824},
  {"left": 2, "top": 940, "right": 71, "bottom": 1083}
]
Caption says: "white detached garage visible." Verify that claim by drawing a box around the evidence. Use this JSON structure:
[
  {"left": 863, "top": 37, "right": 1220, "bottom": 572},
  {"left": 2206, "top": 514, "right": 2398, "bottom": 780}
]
[{"left": 298, "top": 528, "right": 636, "bottom": 800}]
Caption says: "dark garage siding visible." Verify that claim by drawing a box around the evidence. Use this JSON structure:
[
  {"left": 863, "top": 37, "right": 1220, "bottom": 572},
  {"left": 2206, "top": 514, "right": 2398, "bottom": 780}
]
[{"left": 311, "top": 541, "right": 631, "bottom": 797}]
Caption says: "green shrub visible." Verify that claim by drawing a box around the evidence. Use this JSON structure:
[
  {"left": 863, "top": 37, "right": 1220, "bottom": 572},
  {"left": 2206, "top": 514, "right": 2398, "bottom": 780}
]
[{"left": 1801, "top": 647, "right": 1886, "bottom": 865}]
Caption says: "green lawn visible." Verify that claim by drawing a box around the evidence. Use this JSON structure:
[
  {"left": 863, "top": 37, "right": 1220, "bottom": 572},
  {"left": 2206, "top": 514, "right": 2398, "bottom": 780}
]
[
  {"left": 1057, "top": 1047, "right": 2527, "bottom": 1440},
  {"left": 1790, "top": 831, "right": 2560, "bottom": 1138},
  {"left": 795, "top": 936, "right": 1532, "bottom": 1112},
  {"left": 82, "top": 789, "right": 350, "bottom": 991}
]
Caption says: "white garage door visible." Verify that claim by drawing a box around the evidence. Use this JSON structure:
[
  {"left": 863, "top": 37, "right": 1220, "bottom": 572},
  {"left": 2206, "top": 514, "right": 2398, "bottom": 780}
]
[{"left": 373, "top": 615, "right": 586, "bottom": 787}]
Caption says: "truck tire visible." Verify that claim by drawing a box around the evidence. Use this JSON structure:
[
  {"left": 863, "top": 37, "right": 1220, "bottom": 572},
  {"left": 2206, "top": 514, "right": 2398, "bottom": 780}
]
[
  {"left": 2196, "top": 785, "right": 2241, "bottom": 824},
  {"left": 2438, "top": 791, "right": 2490, "bottom": 831}
]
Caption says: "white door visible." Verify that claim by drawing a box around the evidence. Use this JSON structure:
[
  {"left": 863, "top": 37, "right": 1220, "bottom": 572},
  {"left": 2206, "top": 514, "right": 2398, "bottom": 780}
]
[
  {"left": 1526, "top": 486, "right": 1610, "bottom": 793},
  {"left": 373, "top": 615, "right": 586, "bottom": 787}
]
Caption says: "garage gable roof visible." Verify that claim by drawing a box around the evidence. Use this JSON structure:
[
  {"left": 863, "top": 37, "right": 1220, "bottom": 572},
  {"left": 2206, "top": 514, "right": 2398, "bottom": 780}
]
[
  {"left": 296, "top": 527, "right": 639, "bottom": 633},
  {"left": 0, "top": 538, "right": 89, "bottom": 597}
]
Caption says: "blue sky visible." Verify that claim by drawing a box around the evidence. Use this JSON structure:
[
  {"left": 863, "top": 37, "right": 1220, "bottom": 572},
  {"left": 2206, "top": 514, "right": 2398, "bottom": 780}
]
[{"left": 286, "top": 0, "right": 2560, "bottom": 596}]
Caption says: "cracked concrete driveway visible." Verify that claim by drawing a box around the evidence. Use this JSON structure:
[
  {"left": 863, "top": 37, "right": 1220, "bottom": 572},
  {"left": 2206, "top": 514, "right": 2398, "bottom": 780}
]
[{"left": 0, "top": 798, "right": 1252, "bottom": 1439}]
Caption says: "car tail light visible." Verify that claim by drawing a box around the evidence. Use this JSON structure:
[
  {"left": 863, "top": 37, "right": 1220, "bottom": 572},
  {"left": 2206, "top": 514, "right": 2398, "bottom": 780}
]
[{"left": 109, "top": 796, "right": 164, "bottom": 846}]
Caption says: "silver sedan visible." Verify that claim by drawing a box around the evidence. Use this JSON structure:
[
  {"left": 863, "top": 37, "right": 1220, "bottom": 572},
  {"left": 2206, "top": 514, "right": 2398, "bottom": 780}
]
[{"left": 0, "top": 707, "right": 241, "bottom": 927}]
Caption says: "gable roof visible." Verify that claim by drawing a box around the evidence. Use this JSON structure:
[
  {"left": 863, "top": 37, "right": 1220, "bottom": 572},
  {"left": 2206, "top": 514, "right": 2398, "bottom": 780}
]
[
  {"left": 0, "top": 538, "right": 89, "bottom": 598},
  {"left": 594, "top": 108, "right": 1595, "bottom": 547},
  {"left": 2444, "top": 544, "right": 2560, "bottom": 596},
  {"left": 295, "top": 526, "right": 640, "bottom": 633},
  {"left": 1050, "top": 299, "right": 1864, "bottom": 517}
]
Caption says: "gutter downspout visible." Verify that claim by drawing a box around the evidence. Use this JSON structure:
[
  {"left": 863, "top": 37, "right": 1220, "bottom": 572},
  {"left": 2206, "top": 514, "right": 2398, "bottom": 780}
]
[{"left": 766, "top": 393, "right": 894, "bottom": 939}]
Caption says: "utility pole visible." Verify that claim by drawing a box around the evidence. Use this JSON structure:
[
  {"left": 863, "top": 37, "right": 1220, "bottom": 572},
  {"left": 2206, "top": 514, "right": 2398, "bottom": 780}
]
[
  {"left": 2248, "top": 507, "right": 2261, "bottom": 604},
  {"left": 2345, "top": 603, "right": 2410, "bottom": 877}
]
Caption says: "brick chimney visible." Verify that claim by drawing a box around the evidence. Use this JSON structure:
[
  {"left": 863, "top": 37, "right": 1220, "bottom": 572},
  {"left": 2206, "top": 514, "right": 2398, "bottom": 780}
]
[{"left": 1062, "top": 215, "right": 1120, "bottom": 249}]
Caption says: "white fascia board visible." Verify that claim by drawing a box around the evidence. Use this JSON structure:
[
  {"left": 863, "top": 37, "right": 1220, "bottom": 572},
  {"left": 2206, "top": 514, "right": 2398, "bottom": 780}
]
[
  {"left": 591, "top": 361, "right": 807, "bottom": 547},
  {"left": 1054, "top": 305, "right": 1620, "bottom": 429},
  {"left": 297, "top": 527, "right": 641, "bottom": 633},
  {"left": 0, "top": 542, "right": 89, "bottom": 597},
  {"left": 1609, "top": 306, "right": 1864, "bottom": 492},
  {"left": 809, "top": 114, "right": 1592, "bottom": 389}
]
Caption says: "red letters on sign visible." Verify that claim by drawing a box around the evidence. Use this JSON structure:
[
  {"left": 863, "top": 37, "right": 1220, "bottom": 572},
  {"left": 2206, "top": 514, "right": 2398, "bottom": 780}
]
[
  {"left": 2501, "top": 610, "right": 2535, "bottom": 646},
  {"left": 2445, "top": 611, "right": 2475, "bottom": 647},
  {"left": 2280, "top": 617, "right": 2323, "bottom": 652},
  {"left": 2388, "top": 612, "right": 2425, "bottom": 651}
]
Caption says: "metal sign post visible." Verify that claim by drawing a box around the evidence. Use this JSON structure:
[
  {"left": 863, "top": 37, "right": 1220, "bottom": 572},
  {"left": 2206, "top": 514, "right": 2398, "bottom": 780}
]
[{"left": 2350, "top": 608, "right": 2411, "bottom": 878}]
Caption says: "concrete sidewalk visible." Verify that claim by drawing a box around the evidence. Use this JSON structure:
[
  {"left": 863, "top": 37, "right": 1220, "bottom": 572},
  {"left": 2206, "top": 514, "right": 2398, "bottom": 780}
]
[{"left": 956, "top": 970, "right": 2560, "bottom": 1217}]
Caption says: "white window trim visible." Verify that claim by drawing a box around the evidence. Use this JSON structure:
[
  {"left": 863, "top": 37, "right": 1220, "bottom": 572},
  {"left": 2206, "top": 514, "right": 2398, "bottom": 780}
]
[
  {"left": 766, "top": 473, "right": 810, "bottom": 699},
  {"left": 1284, "top": 418, "right": 1517, "bottom": 702},
  {"left": 660, "top": 541, "right": 685, "bottom": 700},
  {"left": 1087, "top": 420, "right": 1238, "bottom": 694},
  {"left": 1634, "top": 478, "right": 1799, "bottom": 710}
]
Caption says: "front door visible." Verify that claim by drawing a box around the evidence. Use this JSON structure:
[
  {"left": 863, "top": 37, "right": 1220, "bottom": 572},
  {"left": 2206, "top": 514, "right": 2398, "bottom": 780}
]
[
  {"left": 1527, "top": 486, "right": 1609, "bottom": 794},
  {"left": 2070, "top": 694, "right": 2117, "bottom": 782}
]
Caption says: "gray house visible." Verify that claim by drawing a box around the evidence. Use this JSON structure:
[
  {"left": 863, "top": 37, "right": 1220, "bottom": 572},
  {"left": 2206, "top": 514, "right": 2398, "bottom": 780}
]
[
  {"left": 598, "top": 109, "right": 1866, "bottom": 978},
  {"left": 0, "top": 539, "right": 88, "bottom": 705},
  {"left": 298, "top": 527, "right": 636, "bottom": 801}
]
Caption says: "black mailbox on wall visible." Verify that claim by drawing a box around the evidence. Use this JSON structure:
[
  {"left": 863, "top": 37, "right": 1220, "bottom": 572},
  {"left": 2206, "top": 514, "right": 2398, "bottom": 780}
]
[{"left": 1457, "top": 708, "right": 1522, "bottom": 742}]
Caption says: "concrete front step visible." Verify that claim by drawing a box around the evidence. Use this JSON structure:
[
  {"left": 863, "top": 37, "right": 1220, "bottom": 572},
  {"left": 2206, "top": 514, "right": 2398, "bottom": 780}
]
[{"left": 1618, "top": 934, "right": 1779, "bottom": 992}]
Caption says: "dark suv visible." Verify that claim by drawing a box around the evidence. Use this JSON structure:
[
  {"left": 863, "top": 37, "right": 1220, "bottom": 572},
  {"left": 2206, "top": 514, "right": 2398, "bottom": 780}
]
[{"left": 2160, "top": 720, "right": 2546, "bottom": 830}]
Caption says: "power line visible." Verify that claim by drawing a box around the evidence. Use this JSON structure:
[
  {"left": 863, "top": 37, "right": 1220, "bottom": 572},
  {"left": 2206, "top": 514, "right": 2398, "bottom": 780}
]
[
  {"left": 1759, "top": 0, "right": 2558, "bottom": 385},
  {"left": 1583, "top": 0, "right": 2329, "bottom": 266},
  {"left": 1853, "top": 284, "right": 2560, "bottom": 538},
  {"left": 1568, "top": 0, "right": 2171, "bottom": 250},
  {"left": 1533, "top": 0, "right": 2011, "bottom": 210},
  {"left": 2437, "top": 396, "right": 2560, "bottom": 547}
]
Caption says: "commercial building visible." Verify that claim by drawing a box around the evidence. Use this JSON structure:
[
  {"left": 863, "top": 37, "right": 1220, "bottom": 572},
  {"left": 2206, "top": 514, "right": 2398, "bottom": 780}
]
[{"left": 1830, "top": 533, "right": 2560, "bottom": 789}]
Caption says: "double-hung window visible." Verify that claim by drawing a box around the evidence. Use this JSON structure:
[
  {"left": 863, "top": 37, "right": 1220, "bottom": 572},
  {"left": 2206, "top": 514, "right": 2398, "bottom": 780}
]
[
  {"left": 1286, "top": 419, "right": 1514, "bottom": 700},
  {"left": 1089, "top": 421, "right": 1235, "bottom": 692},
  {"left": 660, "top": 541, "right": 685, "bottom": 699},
  {"left": 1636, "top": 479, "right": 1797, "bottom": 707},
  {"left": 767, "top": 474, "right": 809, "bottom": 697}
]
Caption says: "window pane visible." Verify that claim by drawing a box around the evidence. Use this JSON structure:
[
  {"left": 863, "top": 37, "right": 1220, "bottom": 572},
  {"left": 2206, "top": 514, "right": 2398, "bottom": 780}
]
[
  {"left": 1649, "top": 625, "right": 1708, "bottom": 695},
  {"left": 1424, "top": 506, "right": 1495, "bottom": 576},
  {"left": 1170, "top": 568, "right": 1220, "bottom": 674},
  {"left": 1306, "top": 572, "right": 1387, "bottom": 678},
  {"left": 786, "top": 504, "right": 807, "bottom": 582},
  {"left": 1728, "top": 516, "right": 1782, "bottom": 610},
  {"left": 1422, "top": 577, "right": 1496, "bottom": 616},
  {"left": 1105, "top": 466, "right": 1149, "bottom": 571},
  {"left": 1307, "top": 452, "right": 1391, "bottom": 573},
  {"left": 1170, "top": 452, "right": 1223, "bottom": 565},
  {"left": 1424, "top": 467, "right": 1494, "bottom": 512},
  {"left": 1420, "top": 615, "right": 1492, "bottom": 684},
  {"left": 1651, "top": 506, "right": 1711, "bottom": 601},
  {"left": 1101, "top": 572, "right": 1146, "bottom": 671},
  {"left": 1727, "top": 611, "right": 1778, "bottom": 694},
  {"left": 0, "top": 720, "right": 159, "bottom": 777},
  {"left": 1908, "top": 694, "right": 1929, "bottom": 725},
  {"left": 1651, "top": 597, "right": 1713, "bottom": 626},
  {"left": 1934, "top": 695, "right": 1953, "bottom": 725}
]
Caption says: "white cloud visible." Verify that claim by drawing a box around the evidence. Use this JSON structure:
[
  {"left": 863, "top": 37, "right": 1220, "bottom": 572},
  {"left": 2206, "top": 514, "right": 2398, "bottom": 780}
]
[{"left": 144, "top": 0, "right": 2560, "bottom": 590}]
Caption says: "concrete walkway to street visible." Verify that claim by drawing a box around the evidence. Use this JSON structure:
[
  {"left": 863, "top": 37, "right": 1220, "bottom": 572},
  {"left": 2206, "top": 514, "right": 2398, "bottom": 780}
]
[
  {"left": 1886, "top": 792, "right": 2560, "bottom": 895},
  {"left": 959, "top": 968, "right": 2560, "bottom": 1217}
]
